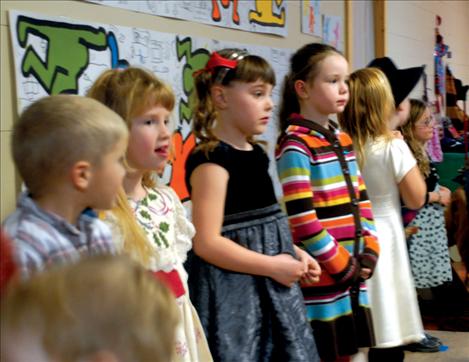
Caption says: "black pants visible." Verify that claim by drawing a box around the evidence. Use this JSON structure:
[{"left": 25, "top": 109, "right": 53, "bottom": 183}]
[{"left": 368, "top": 346, "right": 404, "bottom": 362}]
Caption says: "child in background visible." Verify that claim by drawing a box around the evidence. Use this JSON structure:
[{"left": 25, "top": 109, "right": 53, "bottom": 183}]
[
  {"left": 1, "top": 255, "right": 179, "bottom": 362},
  {"left": 399, "top": 99, "right": 458, "bottom": 344},
  {"left": 367, "top": 57, "right": 443, "bottom": 354},
  {"left": 367, "top": 57, "right": 424, "bottom": 131},
  {"left": 339, "top": 67, "right": 427, "bottom": 361},
  {"left": 2, "top": 95, "right": 126, "bottom": 277},
  {"left": 87, "top": 67, "right": 212, "bottom": 362},
  {"left": 400, "top": 99, "right": 452, "bottom": 288},
  {"left": 276, "top": 43, "right": 380, "bottom": 362},
  {"left": 185, "top": 48, "right": 320, "bottom": 362}
]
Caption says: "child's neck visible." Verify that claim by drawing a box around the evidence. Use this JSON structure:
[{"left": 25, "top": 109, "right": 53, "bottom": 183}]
[
  {"left": 300, "top": 108, "right": 330, "bottom": 128},
  {"left": 389, "top": 113, "right": 401, "bottom": 130},
  {"left": 123, "top": 170, "right": 146, "bottom": 201},
  {"left": 213, "top": 123, "right": 252, "bottom": 150},
  {"left": 34, "top": 193, "right": 84, "bottom": 226}
]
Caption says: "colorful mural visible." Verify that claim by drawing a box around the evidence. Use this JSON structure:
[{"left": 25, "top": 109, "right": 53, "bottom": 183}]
[
  {"left": 9, "top": 10, "right": 291, "bottom": 201},
  {"left": 86, "top": 0, "right": 287, "bottom": 36},
  {"left": 17, "top": 15, "right": 108, "bottom": 95}
]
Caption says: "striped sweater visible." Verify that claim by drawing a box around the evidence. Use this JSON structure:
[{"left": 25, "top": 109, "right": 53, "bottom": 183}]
[{"left": 276, "top": 115, "right": 379, "bottom": 300}]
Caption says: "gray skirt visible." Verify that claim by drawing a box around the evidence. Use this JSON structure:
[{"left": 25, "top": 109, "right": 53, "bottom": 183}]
[{"left": 187, "top": 204, "right": 319, "bottom": 362}]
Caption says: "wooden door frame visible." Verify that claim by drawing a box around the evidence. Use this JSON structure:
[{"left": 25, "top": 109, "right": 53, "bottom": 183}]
[
  {"left": 345, "top": 0, "right": 353, "bottom": 65},
  {"left": 373, "top": 0, "right": 386, "bottom": 58},
  {"left": 345, "top": 0, "right": 387, "bottom": 68}
]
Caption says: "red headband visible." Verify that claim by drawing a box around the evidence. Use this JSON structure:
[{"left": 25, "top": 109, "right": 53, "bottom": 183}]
[
  {"left": 206, "top": 52, "right": 238, "bottom": 72},
  {"left": 192, "top": 51, "right": 241, "bottom": 81}
]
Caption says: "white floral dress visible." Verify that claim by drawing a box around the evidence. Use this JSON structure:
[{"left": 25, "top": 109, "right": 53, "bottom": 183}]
[{"left": 106, "top": 186, "right": 212, "bottom": 362}]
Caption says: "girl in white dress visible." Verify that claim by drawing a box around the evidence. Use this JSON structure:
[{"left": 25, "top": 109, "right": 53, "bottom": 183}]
[
  {"left": 339, "top": 67, "right": 427, "bottom": 361},
  {"left": 88, "top": 67, "right": 212, "bottom": 362}
]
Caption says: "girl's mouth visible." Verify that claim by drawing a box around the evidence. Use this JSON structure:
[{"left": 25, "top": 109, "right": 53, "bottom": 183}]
[{"left": 155, "top": 146, "right": 169, "bottom": 157}]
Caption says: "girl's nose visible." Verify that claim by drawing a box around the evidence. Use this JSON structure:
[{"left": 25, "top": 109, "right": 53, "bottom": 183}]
[
  {"left": 160, "top": 124, "right": 171, "bottom": 139},
  {"left": 340, "top": 81, "right": 348, "bottom": 94}
]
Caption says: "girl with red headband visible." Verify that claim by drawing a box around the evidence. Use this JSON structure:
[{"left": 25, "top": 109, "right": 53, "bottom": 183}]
[{"left": 185, "top": 49, "right": 321, "bottom": 362}]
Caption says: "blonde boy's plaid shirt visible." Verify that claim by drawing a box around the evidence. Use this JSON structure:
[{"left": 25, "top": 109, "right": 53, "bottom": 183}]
[{"left": 2, "top": 192, "right": 115, "bottom": 277}]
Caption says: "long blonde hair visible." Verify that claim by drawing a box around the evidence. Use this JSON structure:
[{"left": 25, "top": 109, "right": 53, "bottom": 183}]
[
  {"left": 339, "top": 67, "right": 395, "bottom": 168},
  {"left": 399, "top": 99, "right": 430, "bottom": 177},
  {"left": 192, "top": 48, "right": 275, "bottom": 153},
  {"left": 87, "top": 67, "right": 175, "bottom": 266},
  {"left": 1, "top": 255, "right": 179, "bottom": 362}
]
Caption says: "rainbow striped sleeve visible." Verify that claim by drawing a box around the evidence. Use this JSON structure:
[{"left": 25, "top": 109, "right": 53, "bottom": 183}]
[{"left": 276, "top": 139, "right": 358, "bottom": 281}]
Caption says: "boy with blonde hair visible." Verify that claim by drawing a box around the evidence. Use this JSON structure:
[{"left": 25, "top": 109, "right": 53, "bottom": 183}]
[
  {"left": 2, "top": 95, "right": 128, "bottom": 276},
  {"left": 1, "top": 255, "right": 179, "bottom": 362}
]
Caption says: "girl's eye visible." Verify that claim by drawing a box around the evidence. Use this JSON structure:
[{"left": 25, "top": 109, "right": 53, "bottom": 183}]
[
  {"left": 164, "top": 119, "right": 170, "bottom": 126},
  {"left": 144, "top": 119, "right": 155, "bottom": 125}
]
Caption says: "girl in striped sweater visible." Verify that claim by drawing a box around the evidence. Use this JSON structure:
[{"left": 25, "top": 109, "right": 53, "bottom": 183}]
[{"left": 276, "top": 43, "right": 380, "bottom": 362}]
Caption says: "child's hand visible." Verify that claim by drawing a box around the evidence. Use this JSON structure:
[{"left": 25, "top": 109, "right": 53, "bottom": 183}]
[
  {"left": 294, "top": 246, "right": 321, "bottom": 285},
  {"left": 270, "top": 254, "right": 306, "bottom": 287},
  {"left": 438, "top": 187, "right": 451, "bottom": 206},
  {"left": 360, "top": 267, "right": 372, "bottom": 280},
  {"left": 405, "top": 226, "right": 419, "bottom": 239}
]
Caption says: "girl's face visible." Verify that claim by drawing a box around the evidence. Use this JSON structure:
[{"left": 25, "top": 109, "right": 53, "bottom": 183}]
[
  {"left": 126, "top": 104, "right": 171, "bottom": 172},
  {"left": 223, "top": 79, "right": 274, "bottom": 137},
  {"left": 301, "top": 54, "right": 349, "bottom": 117},
  {"left": 413, "top": 108, "right": 434, "bottom": 143}
]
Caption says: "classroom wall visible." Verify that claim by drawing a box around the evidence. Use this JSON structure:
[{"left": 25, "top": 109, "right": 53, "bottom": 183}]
[
  {"left": 1, "top": 1, "right": 468, "bottom": 221},
  {"left": 0, "top": 0, "right": 344, "bottom": 221},
  {"left": 386, "top": 0, "right": 469, "bottom": 101}
]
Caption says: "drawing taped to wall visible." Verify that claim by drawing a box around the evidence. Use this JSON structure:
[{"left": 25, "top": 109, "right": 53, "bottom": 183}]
[
  {"left": 86, "top": 0, "right": 288, "bottom": 37},
  {"left": 322, "top": 14, "right": 343, "bottom": 51},
  {"left": 8, "top": 10, "right": 291, "bottom": 202},
  {"left": 301, "top": 0, "right": 321, "bottom": 37}
]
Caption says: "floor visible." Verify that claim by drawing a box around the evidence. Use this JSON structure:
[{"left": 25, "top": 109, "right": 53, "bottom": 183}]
[
  {"left": 405, "top": 330, "right": 469, "bottom": 362},
  {"left": 405, "top": 260, "right": 469, "bottom": 361}
]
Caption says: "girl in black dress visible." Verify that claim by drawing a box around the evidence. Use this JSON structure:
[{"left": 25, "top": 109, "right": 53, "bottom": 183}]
[{"left": 185, "top": 49, "right": 321, "bottom": 362}]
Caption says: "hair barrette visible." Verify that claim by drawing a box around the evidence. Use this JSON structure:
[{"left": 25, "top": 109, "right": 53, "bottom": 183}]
[{"left": 192, "top": 50, "right": 249, "bottom": 84}]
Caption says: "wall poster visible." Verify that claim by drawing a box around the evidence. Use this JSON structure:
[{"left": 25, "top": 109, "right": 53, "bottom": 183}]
[
  {"left": 9, "top": 10, "right": 292, "bottom": 201},
  {"left": 86, "top": 0, "right": 288, "bottom": 37}
]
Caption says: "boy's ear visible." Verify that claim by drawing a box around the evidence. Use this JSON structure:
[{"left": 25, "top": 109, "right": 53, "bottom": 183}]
[
  {"left": 211, "top": 85, "right": 228, "bottom": 109},
  {"left": 71, "top": 161, "right": 92, "bottom": 191},
  {"left": 294, "top": 80, "right": 308, "bottom": 100}
]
